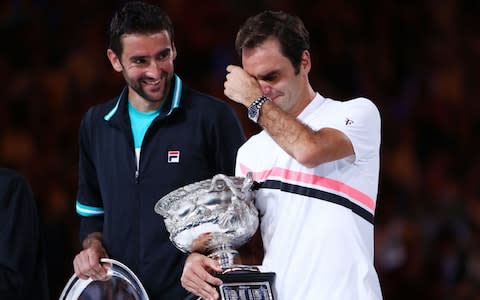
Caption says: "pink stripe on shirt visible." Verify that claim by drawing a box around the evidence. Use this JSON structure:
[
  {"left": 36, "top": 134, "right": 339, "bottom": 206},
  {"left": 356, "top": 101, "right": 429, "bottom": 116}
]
[{"left": 239, "top": 163, "right": 376, "bottom": 211}]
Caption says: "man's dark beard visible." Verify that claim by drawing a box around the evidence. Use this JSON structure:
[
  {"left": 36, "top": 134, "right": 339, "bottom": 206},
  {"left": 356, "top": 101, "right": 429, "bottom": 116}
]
[{"left": 126, "top": 75, "right": 170, "bottom": 103}]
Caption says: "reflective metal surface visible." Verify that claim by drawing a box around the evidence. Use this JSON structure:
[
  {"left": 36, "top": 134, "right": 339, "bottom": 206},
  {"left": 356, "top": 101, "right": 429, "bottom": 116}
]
[
  {"left": 59, "top": 258, "right": 149, "bottom": 300},
  {"left": 155, "top": 173, "right": 258, "bottom": 268}
]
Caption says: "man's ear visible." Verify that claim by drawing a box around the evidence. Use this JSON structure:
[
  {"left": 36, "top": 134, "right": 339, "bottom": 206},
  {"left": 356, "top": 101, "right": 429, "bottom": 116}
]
[
  {"left": 107, "top": 49, "right": 123, "bottom": 72},
  {"left": 301, "top": 50, "right": 311, "bottom": 74}
]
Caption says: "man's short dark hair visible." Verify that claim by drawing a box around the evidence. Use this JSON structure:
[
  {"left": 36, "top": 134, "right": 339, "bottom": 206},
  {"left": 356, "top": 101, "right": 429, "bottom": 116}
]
[
  {"left": 108, "top": 1, "right": 174, "bottom": 57},
  {"left": 235, "top": 10, "right": 310, "bottom": 74}
]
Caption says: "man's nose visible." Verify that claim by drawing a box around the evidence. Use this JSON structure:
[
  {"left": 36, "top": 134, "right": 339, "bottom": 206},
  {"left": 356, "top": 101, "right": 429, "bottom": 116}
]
[
  {"left": 259, "top": 82, "right": 272, "bottom": 96},
  {"left": 145, "top": 61, "right": 163, "bottom": 77}
]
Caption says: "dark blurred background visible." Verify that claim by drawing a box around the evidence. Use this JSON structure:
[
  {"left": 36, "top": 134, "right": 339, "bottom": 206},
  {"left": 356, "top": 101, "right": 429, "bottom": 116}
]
[{"left": 1, "top": 0, "right": 479, "bottom": 299}]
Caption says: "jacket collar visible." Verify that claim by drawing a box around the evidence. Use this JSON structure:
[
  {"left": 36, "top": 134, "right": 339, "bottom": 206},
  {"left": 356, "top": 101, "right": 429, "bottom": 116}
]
[{"left": 103, "top": 74, "right": 183, "bottom": 123}]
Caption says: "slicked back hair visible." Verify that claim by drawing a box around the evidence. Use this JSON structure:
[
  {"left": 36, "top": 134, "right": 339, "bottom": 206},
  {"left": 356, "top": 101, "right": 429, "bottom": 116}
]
[{"left": 235, "top": 10, "right": 310, "bottom": 74}]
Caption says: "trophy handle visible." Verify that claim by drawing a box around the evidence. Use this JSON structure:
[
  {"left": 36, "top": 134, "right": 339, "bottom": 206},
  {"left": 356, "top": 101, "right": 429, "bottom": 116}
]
[
  {"left": 209, "top": 173, "right": 254, "bottom": 201},
  {"left": 209, "top": 174, "right": 238, "bottom": 198},
  {"left": 241, "top": 172, "right": 254, "bottom": 195}
]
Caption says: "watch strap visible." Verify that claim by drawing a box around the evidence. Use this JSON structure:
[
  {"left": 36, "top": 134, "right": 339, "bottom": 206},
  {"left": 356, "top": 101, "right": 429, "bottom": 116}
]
[{"left": 251, "top": 95, "right": 269, "bottom": 109}]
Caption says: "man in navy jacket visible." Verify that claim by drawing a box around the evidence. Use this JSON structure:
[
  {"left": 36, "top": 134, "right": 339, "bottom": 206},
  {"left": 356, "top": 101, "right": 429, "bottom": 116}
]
[{"left": 72, "top": 2, "right": 245, "bottom": 299}]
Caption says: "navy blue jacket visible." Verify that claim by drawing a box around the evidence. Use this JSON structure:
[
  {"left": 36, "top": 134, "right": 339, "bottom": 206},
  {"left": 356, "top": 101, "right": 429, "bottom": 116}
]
[{"left": 76, "top": 75, "right": 245, "bottom": 299}]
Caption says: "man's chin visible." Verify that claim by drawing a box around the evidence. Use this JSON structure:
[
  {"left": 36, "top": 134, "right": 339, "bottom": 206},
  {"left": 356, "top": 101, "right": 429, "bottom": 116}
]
[
  {"left": 145, "top": 97, "right": 165, "bottom": 103},
  {"left": 143, "top": 89, "right": 166, "bottom": 102}
]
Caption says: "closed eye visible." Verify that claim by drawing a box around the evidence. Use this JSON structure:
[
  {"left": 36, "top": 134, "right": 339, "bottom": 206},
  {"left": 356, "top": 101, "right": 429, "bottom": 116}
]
[{"left": 258, "top": 71, "right": 279, "bottom": 82}]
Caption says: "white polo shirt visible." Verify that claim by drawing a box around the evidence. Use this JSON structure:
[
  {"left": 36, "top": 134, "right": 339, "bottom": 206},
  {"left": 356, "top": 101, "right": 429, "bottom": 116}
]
[{"left": 236, "top": 93, "right": 382, "bottom": 300}]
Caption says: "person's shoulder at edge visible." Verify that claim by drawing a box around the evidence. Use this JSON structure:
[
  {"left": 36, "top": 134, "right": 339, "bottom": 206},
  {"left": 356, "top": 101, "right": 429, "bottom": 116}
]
[
  {"left": 0, "top": 168, "right": 28, "bottom": 194},
  {"left": 0, "top": 169, "right": 34, "bottom": 211},
  {"left": 0, "top": 168, "right": 20, "bottom": 182}
]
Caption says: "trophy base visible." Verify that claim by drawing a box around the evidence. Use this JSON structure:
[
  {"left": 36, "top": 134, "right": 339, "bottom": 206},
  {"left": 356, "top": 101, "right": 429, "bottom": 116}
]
[{"left": 216, "top": 270, "right": 276, "bottom": 300}]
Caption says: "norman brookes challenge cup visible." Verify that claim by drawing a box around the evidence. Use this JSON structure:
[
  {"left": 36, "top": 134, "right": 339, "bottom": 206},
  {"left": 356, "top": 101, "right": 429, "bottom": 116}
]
[{"left": 155, "top": 173, "right": 276, "bottom": 300}]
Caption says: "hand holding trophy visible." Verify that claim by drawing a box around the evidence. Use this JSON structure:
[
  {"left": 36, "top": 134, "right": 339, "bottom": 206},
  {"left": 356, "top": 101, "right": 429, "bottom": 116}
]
[{"left": 155, "top": 173, "right": 276, "bottom": 300}]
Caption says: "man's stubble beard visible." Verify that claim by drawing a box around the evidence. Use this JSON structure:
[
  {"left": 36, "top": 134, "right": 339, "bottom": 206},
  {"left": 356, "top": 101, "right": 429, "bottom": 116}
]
[{"left": 125, "top": 72, "right": 172, "bottom": 103}]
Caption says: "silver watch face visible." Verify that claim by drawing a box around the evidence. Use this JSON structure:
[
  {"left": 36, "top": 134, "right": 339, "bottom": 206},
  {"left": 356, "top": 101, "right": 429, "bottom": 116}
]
[{"left": 248, "top": 105, "right": 259, "bottom": 122}]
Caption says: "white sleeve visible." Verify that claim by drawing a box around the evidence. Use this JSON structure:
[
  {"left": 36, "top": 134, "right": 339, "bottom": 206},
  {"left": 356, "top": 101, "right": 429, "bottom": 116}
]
[{"left": 331, "top": 98, "right": 381, "bottom": 163}]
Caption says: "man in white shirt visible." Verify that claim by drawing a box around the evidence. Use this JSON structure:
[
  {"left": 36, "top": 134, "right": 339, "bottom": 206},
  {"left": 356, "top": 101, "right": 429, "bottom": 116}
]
[{"left": 181, "top": 10, "right": 383, "bottom": 300}]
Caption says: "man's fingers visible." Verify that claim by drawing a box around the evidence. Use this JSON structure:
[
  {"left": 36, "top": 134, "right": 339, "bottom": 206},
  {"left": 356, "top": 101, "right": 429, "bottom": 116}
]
[
  {"left": 226, "top": 64, "right": 240, "bottom": 73},
  {"left": 182, "top": 273, "right": 220, "bottom": 300},
  {"left": 73, "top": 254, "right": 88, "bottom": 279},
  {"left": 196, "top": 263, "right": 222, "bottom": 286},
  {"left": 73, "top": 248, "right": 109, "bottom": 280},
  {"left": 181, "top": 253, "right": 224, "bottom": 300}
]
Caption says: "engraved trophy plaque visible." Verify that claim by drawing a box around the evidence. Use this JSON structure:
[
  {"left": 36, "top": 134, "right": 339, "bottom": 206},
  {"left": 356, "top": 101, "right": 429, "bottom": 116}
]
[{"left": 155, "top": 173, "right": 276, "bottom": 300}]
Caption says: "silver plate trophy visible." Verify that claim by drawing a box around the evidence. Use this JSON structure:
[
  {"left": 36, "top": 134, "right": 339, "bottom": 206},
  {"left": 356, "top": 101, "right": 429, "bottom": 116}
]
[
  {"left": 59, "top": 258, "right": 149, "bottom": 300},
  {"left": 155, "top": 173, "right": 276, "bottom": 300}
]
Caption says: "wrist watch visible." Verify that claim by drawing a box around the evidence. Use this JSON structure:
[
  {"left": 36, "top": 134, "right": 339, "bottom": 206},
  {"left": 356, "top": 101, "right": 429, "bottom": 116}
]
[{"left": 247, "top": 95, "right": 270, "bottom": 123}]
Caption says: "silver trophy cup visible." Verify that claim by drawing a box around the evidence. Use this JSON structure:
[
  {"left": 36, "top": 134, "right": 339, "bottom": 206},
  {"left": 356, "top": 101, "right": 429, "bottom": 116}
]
[
  {"left": 154, "top": 173, "right": 258, "bottom": 269},
  {"left": 155, "top": 173, "right": 276, "bottom": 300}
]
